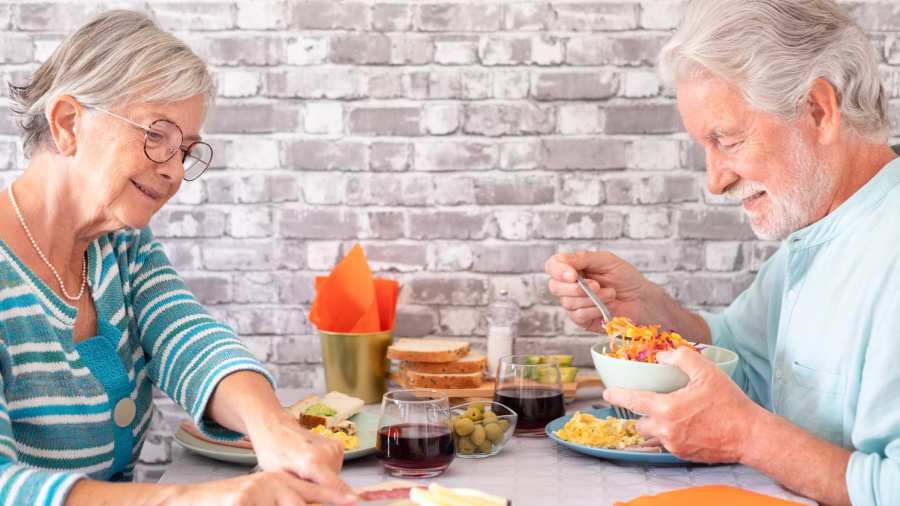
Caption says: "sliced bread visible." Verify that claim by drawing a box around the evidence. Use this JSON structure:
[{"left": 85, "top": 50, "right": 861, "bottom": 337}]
[
  {"left": 405, "top": 370, "right": 483, "bottom": 389},
  {"left": 387, "top": 338, "right": 469, "bottom": 363},
  {"left": 403, "top": 353, "right": 486, "bottom": 374}
]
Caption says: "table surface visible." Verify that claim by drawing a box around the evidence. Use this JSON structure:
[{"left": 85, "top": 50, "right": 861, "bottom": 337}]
[{"left": 159, "top": 388, "right": 816, "bottom": 505}]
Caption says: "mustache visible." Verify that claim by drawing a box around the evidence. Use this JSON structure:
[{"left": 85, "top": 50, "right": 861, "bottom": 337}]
[{"left": 723, "top": 180, "right": 767, "bottom": 202}]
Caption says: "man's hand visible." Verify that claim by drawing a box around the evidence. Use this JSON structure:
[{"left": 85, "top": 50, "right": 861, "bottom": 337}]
[{"left": 602, "top": 347, "right": 763, "bottom": 463}]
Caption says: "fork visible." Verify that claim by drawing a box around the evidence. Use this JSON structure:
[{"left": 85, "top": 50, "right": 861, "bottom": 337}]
[
  {"left": 575, "top": 273, "right": 613, "bottom": 325},
  {"left": 612, "top": 405, "right": 640, "bottom": 420}
]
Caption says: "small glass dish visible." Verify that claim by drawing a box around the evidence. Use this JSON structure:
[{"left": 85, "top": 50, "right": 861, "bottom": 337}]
[{"left": 449, "top": 401, "right": 517, "bottom": 458}]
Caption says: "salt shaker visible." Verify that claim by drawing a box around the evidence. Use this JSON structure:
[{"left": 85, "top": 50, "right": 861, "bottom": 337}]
[{"left": 486, "top": 289, "right": 520, "bottom": 378}]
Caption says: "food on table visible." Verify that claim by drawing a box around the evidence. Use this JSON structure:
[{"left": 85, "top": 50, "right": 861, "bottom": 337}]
[
  {"left": 554, "top": 411, "right": 661, "bottom": 451},
  {"left": 355, "top": 481, "right": 510, "bottom": 506},
  {"left": 450, "top": 402, "right": 514, "bottom": 457},
  {"left": 605, "top": 316, "right": 701, "bottom": 363},
  {"left": 355, "top": 480, "right": 423, "bottom": 503},
  {"left": 404, "top": 352, "right": 487, "bottom": 374},
  {"left": 523, "top": 354, "right": 578, "bottom": 383},
  {"left": 409, "top": 483, "right": 509, "bottom": 506},
  {"left": 406, "top": 370, "right": 484, "bottom": 389},
  {"left": 285, "top": 391, "right": 364, "bottom": 435},
  {"left": 310, "top": 424, "right": 359, "bottom": 450},
  {"left": 387, "top": 338, "right": 471, "bottom": 363},
  {"left": 526, "top": 354, "right": 573, "bottom": 367},
  {"left": 389, "top": 338, "right": 486, "bottom": 389}
]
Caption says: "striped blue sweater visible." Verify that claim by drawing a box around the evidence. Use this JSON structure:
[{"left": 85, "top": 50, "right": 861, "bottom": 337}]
[{"left": 0, "top": 227, "right": 274, "bottom": 505}]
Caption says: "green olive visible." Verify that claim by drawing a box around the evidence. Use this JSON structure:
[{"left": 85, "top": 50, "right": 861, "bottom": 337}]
[
  {"left": 482, "top": 411, "right": 498, "bottom": 423},
  {"left": 484, "top": 422, "right": 503, "bottom": 443},
  {"left": 471, "top": 424, "right": 486, "bottom": 446},
  {"left": 463, "top": 407, "right": 481, "bottom": 421},
  {"left": 457, "top": 437, "right": 475, "bottom": 455},
  {"left": 498, "top": 419, "right": 510, "bottom": 432},
  {"left": 472, "top": 402, "right": 485, "bottom": 413},
  {"left": 477, "top": 439, "right": 493, "bottom": 454},
  {"left": 454, "top": 417, "right": 475, "bottom": 436}
]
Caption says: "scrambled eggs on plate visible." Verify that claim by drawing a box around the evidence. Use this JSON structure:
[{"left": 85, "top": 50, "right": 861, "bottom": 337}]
[
  {"left": 554, "top": 412, "right": 645, "bottom": 449},
  {"left": 311, "top": 425, "right": 360, "bottom": 450}
]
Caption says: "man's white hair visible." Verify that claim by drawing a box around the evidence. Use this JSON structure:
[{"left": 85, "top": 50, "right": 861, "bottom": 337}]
[
  {"left": 659, "top": 0, "right": 887, "bottom": 143},
  {"left": 9, "top": 9, "right": 216, "bottom": 157}
]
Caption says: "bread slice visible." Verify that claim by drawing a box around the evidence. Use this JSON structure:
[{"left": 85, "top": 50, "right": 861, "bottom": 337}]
[
  {"left": 285, "top": 392, "right": 364, "bottom": 432},
  {"left": 403, "top": 353, "right": 486, "bottom": 374},
  {"left": 387, "top": 338, "right": 470, "bottom": 363},
  {"left": 405, "top": 370, "right": 483, "bottom": 389}
]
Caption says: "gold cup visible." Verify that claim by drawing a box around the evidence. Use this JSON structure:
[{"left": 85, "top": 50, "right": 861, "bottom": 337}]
[{"left": 318, "top": 329, "right": 393, "bottom": 404}]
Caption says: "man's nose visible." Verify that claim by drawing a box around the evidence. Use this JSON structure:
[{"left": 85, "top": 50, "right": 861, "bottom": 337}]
[{"left": 705, "top": 148, "right": 739, "bottom": 195}]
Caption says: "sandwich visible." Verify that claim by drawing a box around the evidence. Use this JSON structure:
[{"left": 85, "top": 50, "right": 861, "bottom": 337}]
[{"left": 285, "top": 391, "right": 365, "bottom": 435}]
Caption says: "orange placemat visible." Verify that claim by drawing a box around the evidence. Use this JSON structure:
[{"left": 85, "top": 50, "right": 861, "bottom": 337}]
[{"left": 615, "top": 485, "right": 807, "bottom": 506}]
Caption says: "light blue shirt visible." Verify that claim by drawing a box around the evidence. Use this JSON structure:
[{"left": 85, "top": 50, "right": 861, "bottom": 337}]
[{"left": 701, "top": 156, "right": 900, "bottom": 505}]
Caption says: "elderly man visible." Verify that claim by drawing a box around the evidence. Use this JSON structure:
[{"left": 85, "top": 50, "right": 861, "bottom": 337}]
[{"left": 545, "top": 1, "right": 898, "bottom": 505}]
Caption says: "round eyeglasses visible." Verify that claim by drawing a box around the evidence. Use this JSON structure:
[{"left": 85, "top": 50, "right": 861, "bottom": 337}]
[
  {"left": 88, "top": 106, "right": 213, "bottom": 181},
  {"left": 143, "top": 119, "right": 213, "bottom": 181}
]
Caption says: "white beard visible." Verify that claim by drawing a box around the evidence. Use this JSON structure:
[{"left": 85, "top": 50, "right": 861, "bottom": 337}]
[{"left": 724, "top": 132, "right": 835, "bottom": 241}]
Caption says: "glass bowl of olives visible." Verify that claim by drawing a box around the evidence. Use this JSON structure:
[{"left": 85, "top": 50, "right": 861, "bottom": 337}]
[{"left": 449, "top": 401, "right": 517, "bottom": 458}]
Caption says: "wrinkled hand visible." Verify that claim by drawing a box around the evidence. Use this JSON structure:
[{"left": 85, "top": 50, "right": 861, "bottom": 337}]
[
  {"left": 545, "top": 250, "right": 647, "bottom": 332},
  {"left": 177, "top": 470, "right": 356, "bottom": 506},
  {"left": 248, "top": 409, "right": 354, "bottom": 496},
  {"left": 602, "top": 347, "right": 762, "bottom": 463}
]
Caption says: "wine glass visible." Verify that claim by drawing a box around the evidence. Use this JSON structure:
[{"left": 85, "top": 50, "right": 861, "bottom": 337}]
[
  {"left": 493, "top": 355, "right": 565, "bottom": 437},
  {"left": 375, "top": 389, "right": 455, "bottom": 478}
]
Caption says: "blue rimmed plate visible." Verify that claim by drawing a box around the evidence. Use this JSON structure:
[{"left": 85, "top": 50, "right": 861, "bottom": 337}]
[{"left": 545, "top": 408, "right": 690, "bottom": 465}]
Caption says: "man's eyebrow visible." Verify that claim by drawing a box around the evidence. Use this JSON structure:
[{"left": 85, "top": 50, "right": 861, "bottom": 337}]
[{"left": 704, "top": 127, "right": 738, "bottom": 141}]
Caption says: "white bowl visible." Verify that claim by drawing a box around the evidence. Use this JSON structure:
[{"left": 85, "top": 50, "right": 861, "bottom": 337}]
[{"left": 591, "top": 338, "right": 739, "bottom": 393}]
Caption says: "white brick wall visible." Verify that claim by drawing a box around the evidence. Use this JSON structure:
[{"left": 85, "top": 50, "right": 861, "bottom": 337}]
[{"left": 3, "top": 0, "right": 900, "bottom": 482}]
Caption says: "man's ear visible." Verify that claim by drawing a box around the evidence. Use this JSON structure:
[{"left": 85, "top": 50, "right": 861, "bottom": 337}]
[
  {"left": 46, "top": 95, "right": 82, "bottom": 156},
  {"left": 806, "top": 78, "right": 841, "bottom": 146}
]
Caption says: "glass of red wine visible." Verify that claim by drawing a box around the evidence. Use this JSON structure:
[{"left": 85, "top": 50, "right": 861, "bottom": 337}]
[
  {"left": 494, "top": 355, "right": 566, "bottom": 437},
  {"left": 375, "top": 389, "right": 455, "bottom": 478}
]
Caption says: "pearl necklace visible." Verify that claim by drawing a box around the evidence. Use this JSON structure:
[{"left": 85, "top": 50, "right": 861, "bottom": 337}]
[{"left": 7, "top": 183, "right": 87, "bottom": 301}]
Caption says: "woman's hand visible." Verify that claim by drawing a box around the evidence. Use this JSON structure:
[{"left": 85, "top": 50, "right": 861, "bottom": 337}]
[
  {"left": 248, "top": 409, "right": 353, "bottom": 495},
  {"left": 175, "top": 471, "right": 356, "bottom": 506},
  {"left": 602, "top": 347, "right": 763, "bottom": 463},
  {"left": 545, "top": 250, "right": 648, "bottom": 332}
]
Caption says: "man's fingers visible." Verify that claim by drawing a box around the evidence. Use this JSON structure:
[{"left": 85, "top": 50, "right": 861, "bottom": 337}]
[
  {"left": 545, "top": 254, "right": 580, "bottom": 282},
  {"left": 602, "top": 387, "right": 664, "bottom": 416},
  {"left": 656, "top": 347, "right": 712, "bottom": 380}
]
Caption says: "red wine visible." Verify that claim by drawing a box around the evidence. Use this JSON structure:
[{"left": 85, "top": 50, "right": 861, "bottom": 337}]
[
  {"left": 495, "top": 388, "right": 565, "bottom": 431},
  {"left": 376, "top": 423, "right": 454, "bottom": 473}
]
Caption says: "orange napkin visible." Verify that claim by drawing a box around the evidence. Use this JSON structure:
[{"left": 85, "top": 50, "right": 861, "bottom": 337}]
[
  {"left": 615, "top": 485, "right": 807, "bottom": 506},
  {"left": 308, "top": 244, "right": 399, "bottom": 333}
]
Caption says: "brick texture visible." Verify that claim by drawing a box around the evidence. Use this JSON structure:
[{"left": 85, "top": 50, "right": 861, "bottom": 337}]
[{"left": 2, "top": 0, "right": 895, "bottom": 481}]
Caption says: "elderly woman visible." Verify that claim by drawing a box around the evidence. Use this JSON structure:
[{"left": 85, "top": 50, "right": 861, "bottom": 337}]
[
  {"left": 0, "top": 10, "right": 355, "bottom": 506},
  {"left": 546, "top": 1, "right": 898, "bottom": 505}
]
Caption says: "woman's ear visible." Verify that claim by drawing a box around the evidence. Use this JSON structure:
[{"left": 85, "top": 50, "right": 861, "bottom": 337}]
[
  {"left": 806, "top": 78, "right": 841, "bottom": 146},
  {"left": 46, "top": 95, "right": 82, "bottom": 156}
]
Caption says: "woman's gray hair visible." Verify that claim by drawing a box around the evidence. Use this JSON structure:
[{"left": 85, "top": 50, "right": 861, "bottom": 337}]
[
  {"left": 659, "top": 0, "right": 888, "bottom": 143},
  {"left": 9, "top": 9, "right": 216, "bottom": 157}
]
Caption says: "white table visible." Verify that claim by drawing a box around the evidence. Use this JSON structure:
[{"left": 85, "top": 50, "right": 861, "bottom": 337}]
[{"left": 159, "top": 388, "right": 816, "bottom": 505}]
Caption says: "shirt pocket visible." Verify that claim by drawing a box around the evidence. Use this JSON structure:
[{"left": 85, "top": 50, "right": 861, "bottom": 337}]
[{"left": 782, "top": 360, "right": 846, "bottom": 445}]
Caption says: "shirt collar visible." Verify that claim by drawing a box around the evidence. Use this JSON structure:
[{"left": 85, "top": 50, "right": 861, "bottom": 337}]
[{"left": 786, "top": 155, "right": 900, "bottom": 250}]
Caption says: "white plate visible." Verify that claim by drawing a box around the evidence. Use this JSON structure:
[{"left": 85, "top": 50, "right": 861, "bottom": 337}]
[{"left": 174, "top": 412, "right": 379, "bottom": 466}]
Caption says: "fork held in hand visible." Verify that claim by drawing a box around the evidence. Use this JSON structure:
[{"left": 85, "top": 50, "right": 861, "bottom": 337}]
[{"left": 575, "top": 272, "right": 613, "bottom": 325}]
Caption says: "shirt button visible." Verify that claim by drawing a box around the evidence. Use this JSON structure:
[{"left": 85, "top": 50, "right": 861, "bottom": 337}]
[
  {"left": 114, "top": 398, "right": 136, "bottom": 428},
  {"left": 774, "top": 368, "right": 783, "bottom": 381}
]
